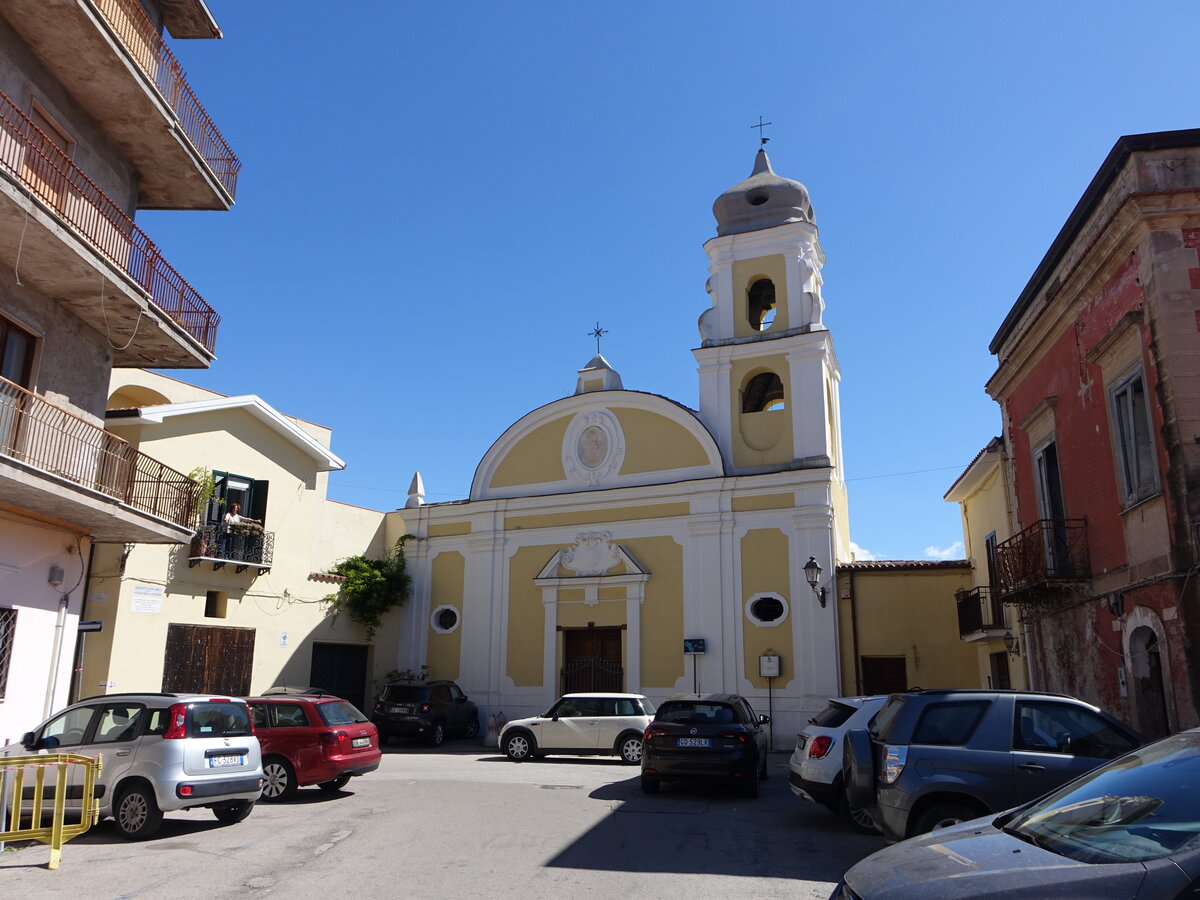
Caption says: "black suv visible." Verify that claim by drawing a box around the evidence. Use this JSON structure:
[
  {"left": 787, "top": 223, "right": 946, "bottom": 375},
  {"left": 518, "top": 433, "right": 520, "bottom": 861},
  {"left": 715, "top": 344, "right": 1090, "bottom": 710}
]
[
  {"left": 843, "top": 689, "right": 1141, "bottom": 842},
  {"left": 372, "top": 680, "right": 479, "bottom": 746}
]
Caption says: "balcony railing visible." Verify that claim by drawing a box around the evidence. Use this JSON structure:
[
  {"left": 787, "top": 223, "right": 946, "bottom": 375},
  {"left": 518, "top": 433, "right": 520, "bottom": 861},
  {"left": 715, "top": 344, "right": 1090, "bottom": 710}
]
[
  {"left": 993, "top": 518, "right": 1090, "bottom": 601},
  {"left": 0, "top": 376, "right": 199, "bottom": 528},
  {"left": 93, "top": 0, "right": 240, "bottom": 197},
  {"left": 188, "top": 524, "right": 275, "bottom": 572},
  {"left": 956, "top": 586, "right": 1007, "bottom": 637},
  {"left": 0, "top": 91, "right": 220, "bottom": 354}
]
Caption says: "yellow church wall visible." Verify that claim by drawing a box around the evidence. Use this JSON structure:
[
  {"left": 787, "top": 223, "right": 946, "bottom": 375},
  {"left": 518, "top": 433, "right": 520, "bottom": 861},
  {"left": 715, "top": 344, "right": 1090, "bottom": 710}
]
[
  {"left": 506, "top": 545, "right": 557, "bottom": 686},
  {"left": 427, "top": 552, "right": 465, "bottom": 681},
  {"left": 730, "top": 354, "right": 794, "bottom": 467},
  {"left": 740, "top": 529, "right": 795, "bottom": 688},
  {"left": 599, "top": 587, "right": 625, "bottom": 602},
  {"left": 622, "top": 536, "right": 684, "bottom": 688},
  {"left": 489, "top": 417, "right": 570, "bottom": 489},
  {"left": 732, "top": 254, "right": 789, "bottom": 337},
  {"left": 614, "top": 408, "right": 709, "bottom": 474},
  {"left": 835, "top": 567, "right": 976, "bottom": 694},
  {"left": 428, "top": 522, "right": 471, "bottom": 538},
  {"left": 732, "top": 493, "right": 794, "bottom": 512},
  {"left": 505, "top": 502, "right": 690, "bottom": 531}
]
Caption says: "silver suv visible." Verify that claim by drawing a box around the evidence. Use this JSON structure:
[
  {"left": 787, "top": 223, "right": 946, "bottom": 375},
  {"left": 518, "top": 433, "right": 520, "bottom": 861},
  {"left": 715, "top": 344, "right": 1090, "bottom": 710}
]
[{"left": 10, "top": 692, "right": 264, "bottom": 839}]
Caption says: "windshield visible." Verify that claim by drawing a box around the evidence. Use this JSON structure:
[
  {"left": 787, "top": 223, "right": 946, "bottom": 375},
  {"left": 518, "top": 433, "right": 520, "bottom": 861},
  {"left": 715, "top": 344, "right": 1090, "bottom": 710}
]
[
  {"left": 317, "top": 701, "right": 370, "bottom": 725},
  {"left": 1006, "top": 732, "right": 1200, "bottom": 863}
]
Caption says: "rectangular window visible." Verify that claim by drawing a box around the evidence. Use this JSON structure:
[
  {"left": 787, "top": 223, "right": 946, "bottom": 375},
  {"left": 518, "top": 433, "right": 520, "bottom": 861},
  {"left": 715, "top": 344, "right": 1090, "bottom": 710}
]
[
  {"left": 0, "top": 607, "right": 16, "bottom": 699},
  {"left": 204, "top": 590, "right": 227, "bottom": 619},
  {"left": 0, "top": 317, "right": 36, "bottom": 387},
  {"left": 1110, "top": 370, "right": 1157, "bottom": 505},
  {"left": 207, "top": 471, "right": 269, "bottom": 525}
]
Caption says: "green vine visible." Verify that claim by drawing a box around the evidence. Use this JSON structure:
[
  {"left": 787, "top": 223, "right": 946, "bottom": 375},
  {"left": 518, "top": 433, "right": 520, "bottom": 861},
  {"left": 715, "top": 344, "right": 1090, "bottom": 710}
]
[{"left": 323, "top": 537, "right": 413, "bottom": 640}]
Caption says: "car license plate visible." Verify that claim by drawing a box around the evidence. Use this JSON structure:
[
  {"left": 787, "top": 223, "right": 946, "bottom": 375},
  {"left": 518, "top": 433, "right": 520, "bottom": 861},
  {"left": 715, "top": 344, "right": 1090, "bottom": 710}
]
[
  {"left": 797, "top": 736, "right": 807, "bottom": 750},
  {"left": 352, "top": 737, "right": 370, "bottom": 748},
  {"left": 208, "top": 754, "right": 243, "bottom": 767},
  {"left": 391, "top": 705, "right": 411, "bottom": 714},
  {"left": 676, "top": 737, "right": 712, "bottom": 748}
]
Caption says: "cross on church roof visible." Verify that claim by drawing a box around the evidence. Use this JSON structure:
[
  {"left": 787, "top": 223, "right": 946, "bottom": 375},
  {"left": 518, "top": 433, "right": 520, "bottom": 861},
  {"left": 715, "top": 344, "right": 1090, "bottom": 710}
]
[
  {"left": 588, "top": 322, "right": 609, "bottom": 355},
  {"left": 751, "top": 116, "right": 772, "bottom": 146}
]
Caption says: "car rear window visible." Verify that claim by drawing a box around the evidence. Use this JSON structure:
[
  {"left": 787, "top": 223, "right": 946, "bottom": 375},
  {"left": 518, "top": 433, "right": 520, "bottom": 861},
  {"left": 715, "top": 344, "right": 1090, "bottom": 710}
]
[
  {"left": 657, "top": 702, "right": 738, "bottom": 725},
  {"left": 317, "top": 701, "right": 370, "bottom": 725},
  {"left": 381, "top": 685, "right": 427, "bottom": 702},
  {"left": 187, "top": 701, "right": 253, "bottom": 738},
  {"left": 912, "top": 700, "right": 990, "bottom": 745},
  {"left": 869, "top": 698, "right": 904, "bottom": 740},
  {"left": 811, "top": 701, "right": 857, "bottom": 728}
]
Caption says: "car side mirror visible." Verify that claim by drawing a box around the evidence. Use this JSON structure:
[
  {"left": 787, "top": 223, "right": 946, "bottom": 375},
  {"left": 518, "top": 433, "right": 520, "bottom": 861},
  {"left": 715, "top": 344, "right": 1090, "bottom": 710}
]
[
  {"left": 457, "top": 696, "right": 467, "bottom": 703},
  {"left": 20, "top": 731, "right": 36, "bottom": 751},
  {"left": 759, "top": 715, "right": 771, "bottom": 725}
]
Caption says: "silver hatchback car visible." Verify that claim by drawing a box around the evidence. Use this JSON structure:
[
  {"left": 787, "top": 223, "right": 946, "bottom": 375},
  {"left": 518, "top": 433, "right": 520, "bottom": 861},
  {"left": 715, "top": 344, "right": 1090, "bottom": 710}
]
[{"left": 9, "top": 692, "right": 264, "bottom": 839}]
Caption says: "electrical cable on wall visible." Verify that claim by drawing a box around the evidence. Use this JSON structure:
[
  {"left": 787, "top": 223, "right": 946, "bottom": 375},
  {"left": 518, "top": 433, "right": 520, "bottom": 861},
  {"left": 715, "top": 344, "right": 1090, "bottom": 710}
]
[
  {"left": 13, "top": 207, "right": 28, "bottom": 285},
  {"left": 98, "top": 276, "right": 144, "bottom": 352}
]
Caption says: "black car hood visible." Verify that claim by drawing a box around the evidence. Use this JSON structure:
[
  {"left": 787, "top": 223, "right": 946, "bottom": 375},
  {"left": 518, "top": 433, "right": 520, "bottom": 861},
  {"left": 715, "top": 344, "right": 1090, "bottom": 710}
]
[{"left": 844, "top": 818, "right": 1149, "bottom": 899}]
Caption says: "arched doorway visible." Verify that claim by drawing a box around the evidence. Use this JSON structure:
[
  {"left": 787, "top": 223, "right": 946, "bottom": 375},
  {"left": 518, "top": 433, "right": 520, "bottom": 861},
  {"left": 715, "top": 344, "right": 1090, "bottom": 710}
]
[{"left": 1129, "top": 625, "right": 1170, "bottom": 739}]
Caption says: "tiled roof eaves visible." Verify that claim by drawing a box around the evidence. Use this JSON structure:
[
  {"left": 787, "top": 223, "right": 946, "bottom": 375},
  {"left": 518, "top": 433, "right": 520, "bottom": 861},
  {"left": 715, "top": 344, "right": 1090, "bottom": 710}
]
[{"left": 838, "top": 559, "right": 972, "bottom": 571}]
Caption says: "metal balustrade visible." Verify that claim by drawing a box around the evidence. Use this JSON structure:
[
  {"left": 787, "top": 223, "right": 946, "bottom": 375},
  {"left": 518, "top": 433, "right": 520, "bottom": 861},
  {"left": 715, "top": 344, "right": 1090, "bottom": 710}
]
[
  {"left": 993, "top": 518, "right": 1090, "bottom": 601},
  {"left": 92, "top": 0, "right": 240, "bottom": 196},
  {"left": 0, "top": 90, "right": 221, "bottom": 354},
  {"left": 0, "top": 375, "right": 199, "bottom": 528},
  {"left": 955, "top": 585, "right": 1007, "bottom": 636},
  {"left": 189, "top": 524, "right": 275, "bottom": 572}
]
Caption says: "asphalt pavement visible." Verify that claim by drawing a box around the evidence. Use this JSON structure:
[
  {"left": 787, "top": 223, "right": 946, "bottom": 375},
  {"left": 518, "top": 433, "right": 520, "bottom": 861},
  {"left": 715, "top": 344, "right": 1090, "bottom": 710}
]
[{"left": 0, "top": 742, "right": 884, "bottom": 898}]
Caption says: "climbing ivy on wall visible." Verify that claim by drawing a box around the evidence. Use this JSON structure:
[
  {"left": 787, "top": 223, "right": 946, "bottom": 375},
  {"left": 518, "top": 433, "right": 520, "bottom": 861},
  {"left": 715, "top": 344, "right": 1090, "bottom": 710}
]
[{"left": 323, "top": 536, "right": 412, "bottom": 640}]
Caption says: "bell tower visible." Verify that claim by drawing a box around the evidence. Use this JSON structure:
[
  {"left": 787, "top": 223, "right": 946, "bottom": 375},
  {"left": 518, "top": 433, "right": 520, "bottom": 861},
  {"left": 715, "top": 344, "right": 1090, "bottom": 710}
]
[{"left": 695, "top": 149, "right": 843, "bottom": 480}]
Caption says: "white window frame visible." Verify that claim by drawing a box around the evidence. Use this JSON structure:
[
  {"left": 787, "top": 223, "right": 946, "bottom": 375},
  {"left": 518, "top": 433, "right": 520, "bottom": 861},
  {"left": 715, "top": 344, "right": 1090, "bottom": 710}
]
[
  {"left": 744, "top": 592, "right": 788, "bottom": 627},
  {"left": 1109, "top": 367, "right": 1158, "bottom": 506},
  {"left": 430, "top": 604, "right": 461, "bottom": 635}
]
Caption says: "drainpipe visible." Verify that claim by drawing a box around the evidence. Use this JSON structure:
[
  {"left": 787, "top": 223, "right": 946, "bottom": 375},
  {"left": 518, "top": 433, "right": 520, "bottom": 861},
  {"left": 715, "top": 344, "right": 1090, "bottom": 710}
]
[
  {"left": 43, "top": 593, "right": 70, "bottom": 719},
  {"left": 849, "top": 569, "right": 862, "bottom": 694}
]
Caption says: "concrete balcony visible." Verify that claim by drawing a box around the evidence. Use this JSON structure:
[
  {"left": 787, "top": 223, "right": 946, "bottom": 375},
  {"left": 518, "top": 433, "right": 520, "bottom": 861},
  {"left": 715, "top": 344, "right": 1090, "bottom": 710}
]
[
  {"left": 188, "top": 523, "right": 275, "bottom": 574},
  {"left": 0, "top": 89, "right": 219, "bottom": 367},
  {"left": 994, "top": 518, "right": 1090, "bottom": 605},
  {"left": 0, "top": 375, "right": 199, "bottom": 543},
  {"left": 0, "top": 0, "right": 240, "bottom": 209},
  {"left": 955, "top": 586, "right": 1009, "bottom": 642}
]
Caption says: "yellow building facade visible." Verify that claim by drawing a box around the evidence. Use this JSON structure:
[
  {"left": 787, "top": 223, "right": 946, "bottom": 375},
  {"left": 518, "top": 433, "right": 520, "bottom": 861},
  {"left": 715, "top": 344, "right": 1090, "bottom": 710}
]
[
  {"left": 385, "top": 151, "right": 851, "bottom": 745},
  {"left": 80, "top": 370, "right": 393, "bottom": 712}
]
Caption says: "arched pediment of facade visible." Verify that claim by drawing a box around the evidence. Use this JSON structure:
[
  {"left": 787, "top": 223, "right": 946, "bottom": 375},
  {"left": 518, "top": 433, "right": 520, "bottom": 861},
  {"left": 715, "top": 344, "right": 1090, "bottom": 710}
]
[{"left": 471, "top": 390, "right": 723, "bottom": 501}]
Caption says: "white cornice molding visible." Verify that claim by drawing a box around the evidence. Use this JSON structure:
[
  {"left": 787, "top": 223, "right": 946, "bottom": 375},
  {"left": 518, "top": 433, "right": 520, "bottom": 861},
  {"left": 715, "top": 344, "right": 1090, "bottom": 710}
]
[{"left": 115, "top": 396, "right": 345, "bottom": 471}]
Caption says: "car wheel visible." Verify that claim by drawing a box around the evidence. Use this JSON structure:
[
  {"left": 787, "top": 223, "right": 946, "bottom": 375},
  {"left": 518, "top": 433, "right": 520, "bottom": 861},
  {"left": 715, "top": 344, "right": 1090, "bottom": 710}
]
[
  {"left": 837, "top": 790, "right": 881, "bottom": 835},
  {"left": 617, "top": 734, "right": 643, "bottom": 765},
  {"left": 318, "top": 773, "right": 352, "bottom": 792},
  {"left": 913, "top": 801, "right": 979, "bottom": 836},
  {"left": 463, "top": 716, "right": 480, "bottom": 739},
  {"left": 640, "top": 775, "right": 660, "bottom": 794},
  {"left": 212, "top": 800, "right": 255, "bottom": 824},
  {"left": 261, "top": 757, "right": 298, "bottom": 802},
  {"left": 842, "top": 729, "right": 876, "bottom": 810},
  {"left": 504, "top": 731, "right": 534, "bottom": 761},
  {"left": 114, "top": 784, "right": 163, "bottom": 840},
  {"left": 428, "top": 722, "right": 446, "bottom": 747}
]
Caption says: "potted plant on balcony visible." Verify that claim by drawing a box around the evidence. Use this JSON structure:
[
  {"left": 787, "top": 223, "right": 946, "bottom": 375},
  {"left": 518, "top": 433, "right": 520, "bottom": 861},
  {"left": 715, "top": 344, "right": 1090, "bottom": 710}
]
[{"left": 188, "top": 466, "right": 217, "bottom": 558}]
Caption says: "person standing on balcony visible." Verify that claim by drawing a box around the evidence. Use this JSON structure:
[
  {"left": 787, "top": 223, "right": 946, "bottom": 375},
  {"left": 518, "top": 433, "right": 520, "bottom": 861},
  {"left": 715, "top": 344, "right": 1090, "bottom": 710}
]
[
  {"left": 223, "top": 502, "right": 260, "bottom": 527},
  {"left": 221, "top": 502, "right": 261, "bottom": 558}
]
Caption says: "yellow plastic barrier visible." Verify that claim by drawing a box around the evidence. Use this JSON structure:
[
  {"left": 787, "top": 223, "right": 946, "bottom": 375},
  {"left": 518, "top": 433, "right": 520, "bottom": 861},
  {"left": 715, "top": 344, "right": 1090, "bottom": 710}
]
[{"left": 0, "top": 752, "right": 102, "bottom": 869}]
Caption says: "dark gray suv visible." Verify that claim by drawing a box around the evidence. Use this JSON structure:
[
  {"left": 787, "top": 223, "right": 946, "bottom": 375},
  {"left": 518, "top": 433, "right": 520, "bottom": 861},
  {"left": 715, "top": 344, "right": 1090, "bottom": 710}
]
[
  {"left": 371, "top": 680, "right": 479, "bottom": 746},
  {"left": 844, "top": 689, "right": 1141, "bottom": 843}
]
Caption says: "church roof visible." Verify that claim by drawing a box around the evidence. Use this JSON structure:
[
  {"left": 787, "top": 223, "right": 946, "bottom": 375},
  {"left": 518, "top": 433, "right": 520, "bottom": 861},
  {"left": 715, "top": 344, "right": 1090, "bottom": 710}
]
[{"left": 712, "top": 148, "right": 814, "bottom": 237}]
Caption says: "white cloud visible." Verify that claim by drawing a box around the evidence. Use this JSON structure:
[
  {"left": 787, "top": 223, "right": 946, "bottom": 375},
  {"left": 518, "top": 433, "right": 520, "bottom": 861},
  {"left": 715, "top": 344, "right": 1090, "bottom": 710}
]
[
  {"left": 849, "top": 541, "right": 878, "bottom": 561},
  {"left": 924, "top": 541, "right": 964, "bottom": 560}
]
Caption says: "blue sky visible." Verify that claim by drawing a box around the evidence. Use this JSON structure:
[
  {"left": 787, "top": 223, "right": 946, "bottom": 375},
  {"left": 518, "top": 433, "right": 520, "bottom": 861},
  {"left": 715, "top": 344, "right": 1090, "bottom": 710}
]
[{"left": 139, "top": 1, "right": 1199, "bottom": 561}]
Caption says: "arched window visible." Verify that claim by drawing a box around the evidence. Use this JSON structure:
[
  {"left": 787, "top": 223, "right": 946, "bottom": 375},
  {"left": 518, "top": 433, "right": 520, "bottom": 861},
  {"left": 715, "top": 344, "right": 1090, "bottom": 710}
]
[
  {"left": 742, "top": 372, "right": 785, "bottom": 413},
  {"left": 747, "top": 279, "right": 777, "bottom": 331}
]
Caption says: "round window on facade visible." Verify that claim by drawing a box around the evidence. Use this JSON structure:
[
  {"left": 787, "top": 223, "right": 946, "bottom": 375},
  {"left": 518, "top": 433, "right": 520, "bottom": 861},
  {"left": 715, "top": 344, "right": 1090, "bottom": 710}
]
[
  {"left": 745, "top": 593, "right": 788, "bottom": 627},
  {"left": 431, "top": 605, "right": 461, "bottom": 634}
]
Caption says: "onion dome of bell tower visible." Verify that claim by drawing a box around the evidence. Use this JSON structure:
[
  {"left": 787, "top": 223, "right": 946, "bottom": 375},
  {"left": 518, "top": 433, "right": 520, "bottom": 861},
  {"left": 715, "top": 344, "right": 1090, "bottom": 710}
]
[{"left": 712, "top": 148, "right": 814, "bottom": 237}]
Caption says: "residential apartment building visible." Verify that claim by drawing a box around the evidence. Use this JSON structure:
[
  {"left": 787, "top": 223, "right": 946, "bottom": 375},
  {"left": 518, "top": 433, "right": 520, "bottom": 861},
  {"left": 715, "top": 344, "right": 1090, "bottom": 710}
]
[
  {"left": 86, "top": 371, "right": 390, "bottom": 714},
  {"left": 986, "top": 129, "right": 1200, "bottom": 737},
  {"left": 0, "top": 0, "right": 235, "bottom": 741},
  {"left": 943, "top": 436, "right": 1030, "bottom": 691}
]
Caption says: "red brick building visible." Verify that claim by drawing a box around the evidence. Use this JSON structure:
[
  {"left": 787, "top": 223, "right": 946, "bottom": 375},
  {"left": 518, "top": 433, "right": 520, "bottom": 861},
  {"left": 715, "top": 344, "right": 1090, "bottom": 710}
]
[{"left": 987, "top": 130, "right": 1200, "bottom": 737}]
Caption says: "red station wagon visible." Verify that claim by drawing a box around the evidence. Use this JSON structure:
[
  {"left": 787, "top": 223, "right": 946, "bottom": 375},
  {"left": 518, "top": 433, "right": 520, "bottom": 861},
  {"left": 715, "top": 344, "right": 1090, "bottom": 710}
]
[{"left": 245, "top": 691, "right": 381, "bottom": 801}]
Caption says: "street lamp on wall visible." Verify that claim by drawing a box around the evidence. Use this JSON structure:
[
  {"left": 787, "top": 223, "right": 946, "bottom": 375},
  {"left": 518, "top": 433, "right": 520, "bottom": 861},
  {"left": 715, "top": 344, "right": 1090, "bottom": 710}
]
[
  {"left": 1003, "top": 630, "right": 1021, "bottom": 658},
  {"left": 803, "top": 556, "right": 827, "bottom": 608}
]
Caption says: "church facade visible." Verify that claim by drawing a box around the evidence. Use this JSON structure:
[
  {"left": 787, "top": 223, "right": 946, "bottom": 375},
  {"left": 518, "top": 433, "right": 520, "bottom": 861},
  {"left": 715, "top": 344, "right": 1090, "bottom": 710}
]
[{"left": 385, "top": 151, "right": 850, "bottom": 744}]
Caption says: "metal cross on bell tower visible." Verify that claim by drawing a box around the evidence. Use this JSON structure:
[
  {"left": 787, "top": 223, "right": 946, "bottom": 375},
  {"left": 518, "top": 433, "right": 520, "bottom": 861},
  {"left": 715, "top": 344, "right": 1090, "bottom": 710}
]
[
  {"left": 588, "top": 322, "right": 609, "bottom": 355},
  {"left": 751, "top": 116, "right": 772, "bottom": 146}
]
